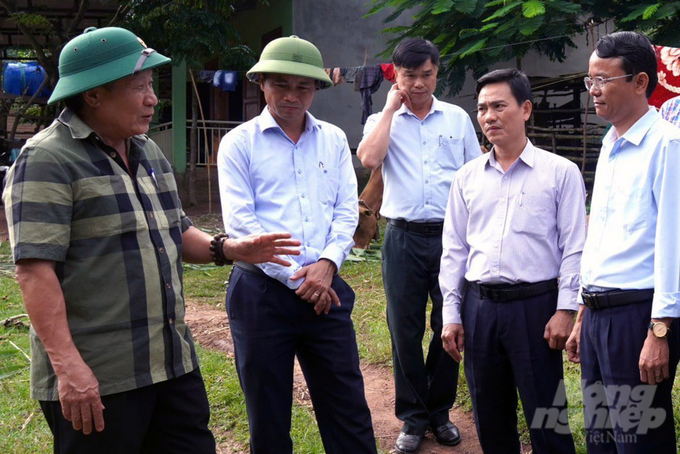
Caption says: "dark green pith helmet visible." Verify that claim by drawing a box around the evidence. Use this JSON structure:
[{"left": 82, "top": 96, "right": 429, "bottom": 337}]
[
  {"left": 246, "top": 35, "right": 333, "bottom": 89},
  {"left": 48, "top": 27, "right": 171, "bottom": 104}
]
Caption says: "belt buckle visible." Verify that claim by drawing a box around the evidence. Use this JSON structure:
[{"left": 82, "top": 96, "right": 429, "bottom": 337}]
[
  {"left": 488, "top": 288, "right": 506, "bottom": 302},
  {"left": 584, "top": 292, "right": 600, "bottom": 310}
]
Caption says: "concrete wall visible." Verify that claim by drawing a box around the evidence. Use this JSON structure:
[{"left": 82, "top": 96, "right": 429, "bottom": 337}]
[{"left": 293, "top": 0, "right": 413, "bottom": 148}]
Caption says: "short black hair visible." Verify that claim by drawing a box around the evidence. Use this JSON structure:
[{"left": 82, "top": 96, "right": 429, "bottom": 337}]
[
  {"left": 392, "top": 38, "right": 440, "bottom": 69},
  {"left": 595, "top": 31, "right": 658, "bottom": 98},
  {"left": 476, "top": 68, "right": 532, "bottom": 105},
  {"left": 64, "top": 94, "right": 84, "bottom": 114}
]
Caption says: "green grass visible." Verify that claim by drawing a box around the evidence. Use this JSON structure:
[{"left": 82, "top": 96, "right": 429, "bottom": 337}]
[{"left": 3, "top": 230, "right": 680, "bottom": 453}]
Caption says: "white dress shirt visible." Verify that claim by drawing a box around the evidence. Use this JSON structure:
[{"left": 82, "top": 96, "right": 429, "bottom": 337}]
[
  {"left": 440, "top": 140, "right": 587, "bottom": 325},
  {"left": 362, "top": 96, "right": 480, "bottom": 221},
  {"left": 217, "top": 107, "right": 358, "bottom": 289},
  {"left": 581, "top": 108, "right": 680, "bottom": 318}
]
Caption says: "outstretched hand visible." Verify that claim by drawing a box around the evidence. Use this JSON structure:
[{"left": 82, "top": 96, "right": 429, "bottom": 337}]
[{"left": 226, "top": 232, "right": 301, "bottom": 266}]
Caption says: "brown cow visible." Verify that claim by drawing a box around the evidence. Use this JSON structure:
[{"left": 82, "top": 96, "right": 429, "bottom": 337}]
[{"left": 353, "top": 166, "right": 384, "bottom": 249}]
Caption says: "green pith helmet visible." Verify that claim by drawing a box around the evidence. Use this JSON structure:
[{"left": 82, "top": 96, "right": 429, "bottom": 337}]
[
  {"left": 48, "top": 27, "right": 171, "bottom": 105},
  {"left": 246, "top": 35, "right": 333, "bottom": 89}
]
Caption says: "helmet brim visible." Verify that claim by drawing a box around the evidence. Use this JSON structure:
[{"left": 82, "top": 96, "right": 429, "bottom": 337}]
[
  {"left": 246, "top": 60, "right": 333, "bottom": 89},
  {"left": 48, "top": 51, "right": 170, "bottom": 105}
]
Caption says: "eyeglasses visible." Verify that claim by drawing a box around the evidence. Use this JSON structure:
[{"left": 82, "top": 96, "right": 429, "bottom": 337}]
[{"left": 584, "top": 74, "right": 633, "bottom": 90}]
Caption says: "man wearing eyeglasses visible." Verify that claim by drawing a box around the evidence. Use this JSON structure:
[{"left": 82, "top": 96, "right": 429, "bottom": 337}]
[{"left": 566, "top": 31, "right": 680, "bottom": 454}]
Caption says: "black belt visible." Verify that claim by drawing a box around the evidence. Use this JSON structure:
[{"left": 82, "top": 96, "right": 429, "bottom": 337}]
[
  {"left": 581, "top": 288, "right": 654, "bottom": 310},
  {"left": 470, "top": 279, "right": 558, "bottom": 302},
  {"left": 387, "top": 218, "right": 443, "bottom": 236}
]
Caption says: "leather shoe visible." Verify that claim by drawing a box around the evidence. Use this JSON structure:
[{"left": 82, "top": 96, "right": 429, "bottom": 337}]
[
  {"left": 432, "top": 421, "right": 462, "bottom": 446},
  {"left": 395, "top": 431, "right": 423, "bottom": 454}
]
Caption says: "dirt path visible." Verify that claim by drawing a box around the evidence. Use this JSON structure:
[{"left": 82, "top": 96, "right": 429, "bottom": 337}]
[{"left": 185, "top": 301, "right": 486, "bottom": 454}]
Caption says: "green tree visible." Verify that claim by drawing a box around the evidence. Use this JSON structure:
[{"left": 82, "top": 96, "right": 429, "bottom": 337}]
[{"left": 367, "top": 0, "right": 680, "bottom": 95}]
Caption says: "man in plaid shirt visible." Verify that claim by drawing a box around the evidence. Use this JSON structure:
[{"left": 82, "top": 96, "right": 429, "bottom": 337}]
[{"left": 3, "top": 27, "right": 299, "bottom": 454}]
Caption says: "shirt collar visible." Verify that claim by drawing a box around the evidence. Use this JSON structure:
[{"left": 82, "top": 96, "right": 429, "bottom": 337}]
[
  {"left": 486, "top": 138, "right": 535, "bottom": 170},
  {"left": 259, "top": 106, "right": 321, "bottom": 134},
  {"left": 396, "top": 95, "right": 442, "bottom": 118},
  {"left": 57, "top": 107, "right": 149, "bottom": 146},
  {"left": 603, "top": 106, "right": 659, "bottom": 150}
]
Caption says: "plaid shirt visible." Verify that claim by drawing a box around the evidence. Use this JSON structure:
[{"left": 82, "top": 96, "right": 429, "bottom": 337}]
[
  {"left": 3, "top": 109, "right": 198, "bottom": 400},
  {"left": 660, "top": 96, "right": 680, "bottom": 127}
]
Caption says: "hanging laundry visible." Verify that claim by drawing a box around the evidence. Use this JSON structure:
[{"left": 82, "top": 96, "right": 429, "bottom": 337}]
[
  {"left": 342, "top": 66, "right": 363, "bottom": 84},
  {"left": 359, "top": 65, "right": 384, "bottom": 124},
  {"left": 213, "top": 70, "right": 238, "bottom": 92},
  {"left": 380, "top": 63, "right": 396, "bottom": 83},
  {"left": 198, "top": 70, "right": 216, "bottom": 83}
]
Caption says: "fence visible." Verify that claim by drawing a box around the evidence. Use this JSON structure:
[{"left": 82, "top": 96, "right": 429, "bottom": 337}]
[{"left": 148, "top": 119, "right": 244, "bottom": 167}]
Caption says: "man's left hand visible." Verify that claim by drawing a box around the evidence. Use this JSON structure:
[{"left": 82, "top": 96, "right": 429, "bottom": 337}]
[
  {"left": 639, "top": 333, "right": 670, "bottom": 385},
  {"left": 544, "top": 310, "right": 575, "bottom": 350},
  {"left": 226, "top": 232, "right": 301, "bottom": 266},
  {"left": 291, "top": 259, "right": 340, "bottom": 315}
]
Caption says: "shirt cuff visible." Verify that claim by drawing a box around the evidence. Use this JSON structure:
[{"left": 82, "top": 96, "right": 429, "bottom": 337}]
[
  {"left": 259, "top": 261, "right": 304, "bottom": 290},
  {"left": 319, "top": 244, "right": 345, "bottom": 273},
  {"left": 651, "top": 292, "right": 680, "bottom": 319},
  {"left": 442, "top": 301, "right": 462, "bottom": 325}
]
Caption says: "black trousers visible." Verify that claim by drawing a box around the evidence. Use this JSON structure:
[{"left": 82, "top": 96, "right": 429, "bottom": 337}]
[
  {"left": 463, "top": 284, "right": 576, "bottom": 454},
  {"left": 226, "top": 266, "right": 377, "bottom": 454},
  {"left": 580, "top": 300, "right": 680, "bottom": 454},
  {"left": 40, "top": 368, "right": 215, "bottom": 454},
  {"left": 382, "top": 223, "right": 459, "bottom": 435}
]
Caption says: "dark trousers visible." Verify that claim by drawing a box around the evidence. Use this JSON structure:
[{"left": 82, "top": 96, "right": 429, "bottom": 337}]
[
  {"left": 382, "top": 223, "right": 459, "bottom": 435},
  {"left": 40, "top": 368, "right": 215, "bottom": 454},
  {"left": 226, "top": 266, "right": 377, "bottom": 454},
  {"left": 580, "top": 301, "right": 680, "bottom": 454},
  {"left": 463, "top": 284, "right": 576, "bottom": 454}
]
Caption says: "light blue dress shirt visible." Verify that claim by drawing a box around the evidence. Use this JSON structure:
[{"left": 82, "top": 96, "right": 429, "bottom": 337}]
[
  {"left": 660, "top": 96, "right": 680, "bottom": 127},
  {"left": 440, "top": 141, "right": 587, "bottom": 325},
  {"left": 217, "top": 107, "right": 358, "bottom": 289},
  {"left": 362, "top": 96, "right": 481, "bottom": 221},
  {"left": 580, "top": 108, "right": 680, "bottom": 318}
]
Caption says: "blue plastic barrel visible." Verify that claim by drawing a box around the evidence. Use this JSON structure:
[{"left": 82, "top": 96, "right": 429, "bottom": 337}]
[{"left": 2, "top": 61, "right": 52, "bottom": 98}]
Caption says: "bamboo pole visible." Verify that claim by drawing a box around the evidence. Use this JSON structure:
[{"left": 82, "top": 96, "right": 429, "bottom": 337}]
[{"left": 189, "top": 70, "right": 213, "bottom": 213}]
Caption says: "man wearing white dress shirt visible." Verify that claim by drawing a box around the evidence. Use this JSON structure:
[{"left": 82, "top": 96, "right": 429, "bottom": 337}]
[
  {"left": 357, "top": 37, "right": 480, "bottom": 454},
  {"left": 566, "top": 31, "right": 680, "bottom": 454},
  {"left": 217, "top": 36, "right": 376, "bottom": 454},
  {"left": 440, "top": 68, "right": 585, "bottom": 454}
]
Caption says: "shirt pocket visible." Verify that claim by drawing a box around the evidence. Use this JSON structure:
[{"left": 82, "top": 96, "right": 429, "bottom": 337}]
[
  {"left": 438, "top": 136, "right": 465, "bottom": 171},
  {"left": 318, "top": 167, "right": 339, "bottom": 205},
  {"left": 71, "top": 175, "right": 146, "bottom": 240},
  {"left": 511, "top": 194, "right": 556, "bottom": 238}
]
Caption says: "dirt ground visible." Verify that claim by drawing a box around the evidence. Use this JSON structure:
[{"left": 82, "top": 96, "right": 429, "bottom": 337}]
[{"left": 185, "top": 300, "right": 487, "bottom": 454}]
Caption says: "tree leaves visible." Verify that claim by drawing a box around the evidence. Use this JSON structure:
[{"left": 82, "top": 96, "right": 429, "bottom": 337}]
[{"left": 368, "top": 0, "right": 680, "bottom": 94}]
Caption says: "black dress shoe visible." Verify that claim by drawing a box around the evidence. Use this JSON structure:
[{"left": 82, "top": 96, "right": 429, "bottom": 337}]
[
  {"left": 395, "top": 431, "right": 423, "bottom": 454},
  {"left": 432, "top": 421, "right": 462, "bottom": 446}
]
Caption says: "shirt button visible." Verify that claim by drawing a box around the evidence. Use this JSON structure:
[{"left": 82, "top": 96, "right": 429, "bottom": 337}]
[
  {"left": 301, "top": 194, "right": 306, "bottom": 198},
  {"left": 168, "top": 318, "right": 175, "bottom": 325},
  {"left": 148, "top": 213, "right": 154, "bottom": 219},
  {"left": 306, "top": 242, "right": 310, "bottom": 247},
  {"left": 298, "top": 169, "right": 302, "bottom": 174},
  {"left": 110, "top": 152, "right": 116, "bottom": 158},
  {"left": 425, "top": 180, "right": 429, "bottom": 184},
  {"left": 424, "top": 160, "right": 428, "bottom": 164},
  {"left": 422, "top": 141, "right": 426, "bottom": 145},
  {"left": 166, "top": 283, "right": 172, "bottom": 289},
  {"left": 425, "top": 201, "right": 430, "bottom": 205},
  {"left": 305, "top": 217, "right": 309, "bottom": 222},
  {"left": 159, "top": 247, "right": 165, "bottom": 254}
]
